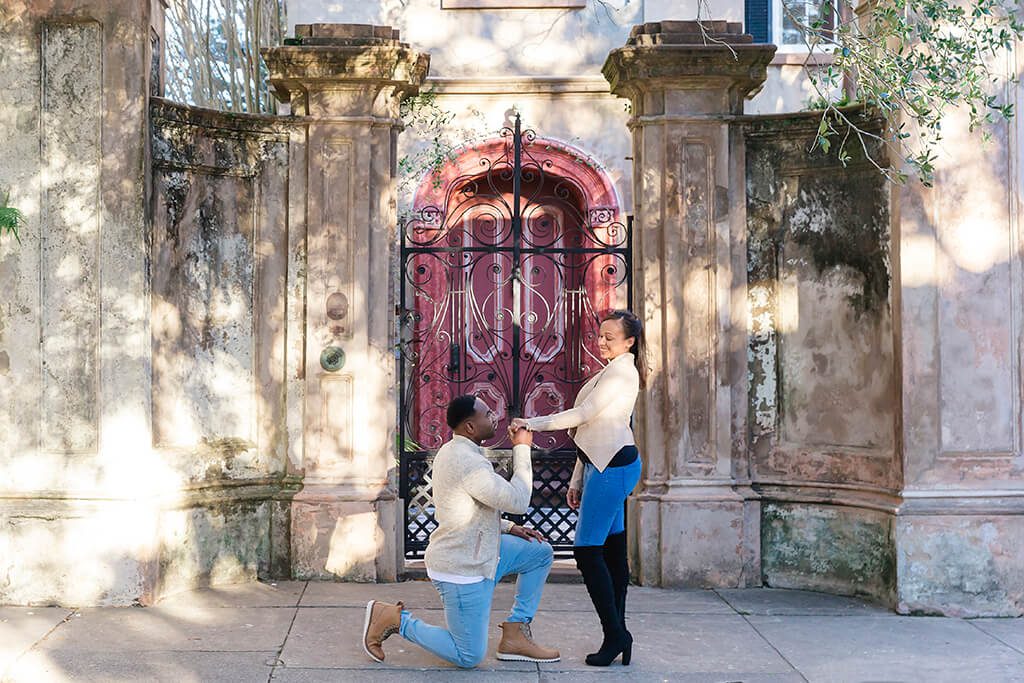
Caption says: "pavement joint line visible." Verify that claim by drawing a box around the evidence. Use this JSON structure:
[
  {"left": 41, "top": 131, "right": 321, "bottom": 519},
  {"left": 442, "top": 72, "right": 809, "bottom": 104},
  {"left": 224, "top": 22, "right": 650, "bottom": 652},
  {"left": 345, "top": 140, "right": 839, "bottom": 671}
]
[
  {"left": 712, "top": 588, "right": 747, "bottom": 618},
  {"left": 737, "top": 614, "right": 806, "bottom": 683},
  {"left": 709, "top": 590, "right": 810, "bottom": 680},
  {"left": 710, "top": 587, "right": 743, "bottom": 614},
  {"left": 267, "top": 581, "right": 309, "bottom": 683},
  {"left": 1, "top": 608, "right": 76, "bottom": 683},
  {"left": 964, "top": 618, "right": 1024, "bottom": 658}
]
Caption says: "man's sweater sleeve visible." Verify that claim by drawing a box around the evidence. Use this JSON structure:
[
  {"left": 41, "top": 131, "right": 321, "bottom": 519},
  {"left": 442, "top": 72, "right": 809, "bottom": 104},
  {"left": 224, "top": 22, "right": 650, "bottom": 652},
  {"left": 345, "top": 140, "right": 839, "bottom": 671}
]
[{"left": 462, "top": 444, "right": 532, "bottom": 515}]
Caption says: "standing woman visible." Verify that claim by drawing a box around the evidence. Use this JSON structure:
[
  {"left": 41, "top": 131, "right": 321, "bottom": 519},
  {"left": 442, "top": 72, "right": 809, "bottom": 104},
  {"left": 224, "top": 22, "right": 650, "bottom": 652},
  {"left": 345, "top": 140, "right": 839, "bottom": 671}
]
[{"left": 511, "top": 310, "right": 645, "bottom": 667}]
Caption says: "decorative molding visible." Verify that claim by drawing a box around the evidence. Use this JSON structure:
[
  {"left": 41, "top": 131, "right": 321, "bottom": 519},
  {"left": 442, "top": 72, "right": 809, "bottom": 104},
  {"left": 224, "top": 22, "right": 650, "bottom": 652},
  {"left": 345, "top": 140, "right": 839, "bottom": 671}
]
[
  {"left": 320, "top": 374, "right": 355, "bottom": 466},
  {"left": 901, "top": 488, "right": 1024, "bottom": 498},
  {"left": 678, "top": 140, "right": 717, "bottom": 467},
  {"left": 931, "top": 51, "right": 1020, "bottom": 462},
  {"left": 40, "top": 20, "right": 102, "bottom": 454},
  {"left": 291, "top": 482, "right": 396, "bottom": 503},
  {"left": 899, "top": 492, "right": 1024, "bottom": 516},
  {"left": 321, "top": 138, "right": 356, "bottom": 341},
  {"left": 0, "top": 477, "right": 299, "bottom": 510},
  {"left": 754, "top": 482, "right": 902, "bottom": 514},
  {"left": 604, "top": 43, "right": 775, "bottom": 101}
]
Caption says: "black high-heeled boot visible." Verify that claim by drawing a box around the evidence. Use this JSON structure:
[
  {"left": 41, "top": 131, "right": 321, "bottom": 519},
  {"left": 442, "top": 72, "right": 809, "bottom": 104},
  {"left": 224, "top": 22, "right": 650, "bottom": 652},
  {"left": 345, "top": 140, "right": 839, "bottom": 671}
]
[
  {"left": 574, "top": 545, "right": 632, "bottom": 666},
  {"left": 603, "top": 531, "right": 630, "bottom": 632}
]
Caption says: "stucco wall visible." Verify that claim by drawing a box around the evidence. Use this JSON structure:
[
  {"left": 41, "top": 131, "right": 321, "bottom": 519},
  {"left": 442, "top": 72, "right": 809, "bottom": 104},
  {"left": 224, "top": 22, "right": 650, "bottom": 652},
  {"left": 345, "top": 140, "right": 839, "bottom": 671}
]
[
  {"left": 0, "top": 0, "right": 300, "bottom": 603},
  {"left": 148, "top": 99, "right": 303, "bottom": 598},
  {"left": 289, "top": 0, "right": 639, "bottom": 78},
  {"left": 896, "top": 48, "right": 1024, "bottom": 615},
  {"left": 0, "top": 0, "right": 156, "bottom": 605},
  {"left": 745, "top": 111, "right": 898, "bottom": 605},
  {"left": 746, "top": 60, "right": 829, "bottom": 115}
]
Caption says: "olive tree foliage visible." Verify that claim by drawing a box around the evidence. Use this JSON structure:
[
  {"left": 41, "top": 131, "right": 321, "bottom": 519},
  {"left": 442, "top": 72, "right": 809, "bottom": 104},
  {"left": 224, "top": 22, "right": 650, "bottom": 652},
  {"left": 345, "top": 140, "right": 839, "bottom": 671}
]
[
  {"left": 164, "top": 0, "right": 287, "bottom": 113},
  {"left": 774, "top": 0, "right": 1023, "bottom": 185},
  {"left": 398, "top": 91, "right": 458, "bottom": 200}
]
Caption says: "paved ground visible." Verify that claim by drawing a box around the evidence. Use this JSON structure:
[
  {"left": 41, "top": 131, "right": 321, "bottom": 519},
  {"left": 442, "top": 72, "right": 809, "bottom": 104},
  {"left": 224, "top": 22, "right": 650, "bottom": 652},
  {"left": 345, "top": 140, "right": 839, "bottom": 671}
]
[{"left": 2, "top": 581, "right": 1023, "bottom": 682}]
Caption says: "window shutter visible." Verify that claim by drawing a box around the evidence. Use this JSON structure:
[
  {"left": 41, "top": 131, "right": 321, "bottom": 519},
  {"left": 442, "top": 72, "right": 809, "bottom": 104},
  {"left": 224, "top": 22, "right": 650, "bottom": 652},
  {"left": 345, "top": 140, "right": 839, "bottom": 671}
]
[{"left": 745, "top": 0, "right": 770, "bottom": 44}]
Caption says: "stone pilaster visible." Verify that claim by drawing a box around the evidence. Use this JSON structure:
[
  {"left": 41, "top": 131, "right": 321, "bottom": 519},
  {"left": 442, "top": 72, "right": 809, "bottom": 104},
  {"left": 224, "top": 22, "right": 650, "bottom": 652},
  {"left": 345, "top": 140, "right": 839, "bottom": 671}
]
[
  {"left": 603, "top": 21, "right": 774, "bottom": 587},
  {"left": 263, "top": 25, "right": 429, "bottom": 581}
]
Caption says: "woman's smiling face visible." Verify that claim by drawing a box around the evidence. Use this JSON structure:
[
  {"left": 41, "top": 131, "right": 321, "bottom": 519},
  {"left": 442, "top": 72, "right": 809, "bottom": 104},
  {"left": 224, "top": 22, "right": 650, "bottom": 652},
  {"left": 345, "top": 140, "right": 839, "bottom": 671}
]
[{"left": 597, "top": 317, "right": 635, "bottom": 360}]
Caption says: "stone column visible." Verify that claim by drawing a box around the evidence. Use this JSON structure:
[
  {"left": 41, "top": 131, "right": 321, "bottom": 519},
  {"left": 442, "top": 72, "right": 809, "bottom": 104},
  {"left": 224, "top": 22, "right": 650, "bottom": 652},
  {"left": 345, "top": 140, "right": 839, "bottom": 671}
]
[
  {"left": 263, "top": 25, "right": 429, "bottom": 581},
  {"left": 603, "top": 22, "right": 774, "bottom": 587}
]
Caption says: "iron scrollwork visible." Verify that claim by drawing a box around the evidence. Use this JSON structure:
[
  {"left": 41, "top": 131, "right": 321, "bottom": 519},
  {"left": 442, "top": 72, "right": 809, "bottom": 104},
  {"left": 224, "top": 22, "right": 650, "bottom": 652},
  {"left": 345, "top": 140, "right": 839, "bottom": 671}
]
[{"left": 398, "top": 116, "right": 632, "bottom": 557}]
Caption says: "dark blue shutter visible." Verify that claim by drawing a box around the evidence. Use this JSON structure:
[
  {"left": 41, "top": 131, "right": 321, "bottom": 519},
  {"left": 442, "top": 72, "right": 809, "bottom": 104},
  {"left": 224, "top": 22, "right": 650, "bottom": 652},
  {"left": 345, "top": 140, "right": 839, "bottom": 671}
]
[{"left": 745, "top": 0, "right": 770, "bottom": 43}]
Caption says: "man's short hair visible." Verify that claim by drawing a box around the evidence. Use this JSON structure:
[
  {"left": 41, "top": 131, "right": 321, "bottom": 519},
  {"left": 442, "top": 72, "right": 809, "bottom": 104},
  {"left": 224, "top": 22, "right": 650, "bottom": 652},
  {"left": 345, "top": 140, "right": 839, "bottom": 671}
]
[{"left": 446, "top": 394, "right": 478, "bottom": 429}]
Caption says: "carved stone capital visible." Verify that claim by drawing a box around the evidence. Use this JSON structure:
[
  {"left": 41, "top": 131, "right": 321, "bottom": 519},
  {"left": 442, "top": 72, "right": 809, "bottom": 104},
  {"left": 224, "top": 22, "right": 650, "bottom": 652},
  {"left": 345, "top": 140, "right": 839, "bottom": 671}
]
[
  {"left": 261, "top": 24, "right": 430, "bottom": 117},
  {"left": 603, "top": 20, "right": 776, "bottom": 116}
]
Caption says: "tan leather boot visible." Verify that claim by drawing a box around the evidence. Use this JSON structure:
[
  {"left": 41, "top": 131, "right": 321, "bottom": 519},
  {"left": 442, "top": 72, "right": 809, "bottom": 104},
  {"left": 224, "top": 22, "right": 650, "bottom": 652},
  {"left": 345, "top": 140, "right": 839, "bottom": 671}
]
[
  {"left": 362, "top": 600, "right": 404, "bottom": 662},
  {"left": 496, "top": 621, "right": 561, "bottom": 662}
]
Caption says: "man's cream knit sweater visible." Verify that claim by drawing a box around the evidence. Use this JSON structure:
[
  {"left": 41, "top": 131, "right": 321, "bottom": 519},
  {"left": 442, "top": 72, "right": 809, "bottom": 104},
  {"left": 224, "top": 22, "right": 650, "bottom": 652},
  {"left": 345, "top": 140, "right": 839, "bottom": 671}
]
[{"left": 423, "top": 435, "right": 532, "bottom": 580}]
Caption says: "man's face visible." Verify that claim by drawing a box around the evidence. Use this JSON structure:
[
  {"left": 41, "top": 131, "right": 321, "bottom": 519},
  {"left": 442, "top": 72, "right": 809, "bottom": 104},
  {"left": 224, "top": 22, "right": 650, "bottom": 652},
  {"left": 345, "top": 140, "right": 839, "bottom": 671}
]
[{"left": 467, "top": 397, "right": 498, "bottom": 443}]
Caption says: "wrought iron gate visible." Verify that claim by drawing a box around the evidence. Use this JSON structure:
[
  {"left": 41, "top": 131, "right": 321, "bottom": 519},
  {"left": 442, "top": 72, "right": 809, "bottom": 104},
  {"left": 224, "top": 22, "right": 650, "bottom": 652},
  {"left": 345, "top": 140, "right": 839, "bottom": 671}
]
[{"left": 397, "top": 116, "right": 632, "bottom": 558}]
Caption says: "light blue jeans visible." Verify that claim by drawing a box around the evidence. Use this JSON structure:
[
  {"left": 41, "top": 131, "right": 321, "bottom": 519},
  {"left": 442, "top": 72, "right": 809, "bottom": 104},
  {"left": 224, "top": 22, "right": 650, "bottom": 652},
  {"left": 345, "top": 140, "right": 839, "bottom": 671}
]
[{"left": 399, "top": 533, "right": 554, "bottom": 668}]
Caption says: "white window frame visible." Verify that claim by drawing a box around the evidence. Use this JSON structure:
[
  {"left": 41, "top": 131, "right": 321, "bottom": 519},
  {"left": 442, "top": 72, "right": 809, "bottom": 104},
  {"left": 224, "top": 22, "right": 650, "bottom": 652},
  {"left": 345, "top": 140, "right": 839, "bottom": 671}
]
[{"left": 771, "top": 0, "right": 836, "bottom": 54}]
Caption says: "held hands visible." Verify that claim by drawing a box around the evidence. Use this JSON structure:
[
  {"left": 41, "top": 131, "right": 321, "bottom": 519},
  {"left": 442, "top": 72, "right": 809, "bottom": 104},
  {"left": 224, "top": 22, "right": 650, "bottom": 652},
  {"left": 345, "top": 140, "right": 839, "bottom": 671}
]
[
  {"left": 509, "top": 417, "right": 530, "bottom": 432},
  {"left": 508, "top": 424, "right": 533, "bottom": 446}
]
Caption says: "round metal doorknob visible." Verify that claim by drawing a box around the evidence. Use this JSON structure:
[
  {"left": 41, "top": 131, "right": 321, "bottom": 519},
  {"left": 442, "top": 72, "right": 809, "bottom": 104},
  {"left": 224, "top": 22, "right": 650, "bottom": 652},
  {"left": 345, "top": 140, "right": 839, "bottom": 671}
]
[{"left": 320, "top": 346, "right": 346, "bottom": 372}]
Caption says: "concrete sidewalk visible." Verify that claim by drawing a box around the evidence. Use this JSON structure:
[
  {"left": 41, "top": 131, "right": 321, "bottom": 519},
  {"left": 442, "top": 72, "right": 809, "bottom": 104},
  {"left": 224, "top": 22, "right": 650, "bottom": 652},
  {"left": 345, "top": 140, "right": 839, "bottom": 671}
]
[{"left": 2, "top": 581, "right": 1022, "bottom": 682}]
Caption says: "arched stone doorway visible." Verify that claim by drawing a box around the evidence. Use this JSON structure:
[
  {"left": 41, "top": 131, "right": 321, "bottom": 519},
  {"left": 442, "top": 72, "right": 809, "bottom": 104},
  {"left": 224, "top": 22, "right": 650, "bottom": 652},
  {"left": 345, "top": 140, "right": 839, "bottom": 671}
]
[{"left": 397, "top": 123, "right": 630, "bottom": 558}]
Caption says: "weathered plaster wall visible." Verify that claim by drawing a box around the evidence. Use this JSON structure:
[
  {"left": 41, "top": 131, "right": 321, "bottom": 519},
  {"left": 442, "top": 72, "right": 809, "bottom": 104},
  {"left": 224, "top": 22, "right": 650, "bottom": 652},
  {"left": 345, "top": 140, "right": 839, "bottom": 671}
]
[
  {"left": 0, "top": 0, "right": 299, "bottom": 604},
  {"left": 150, "top": 100, "right": 293, "bottom": 478},
  {"left": 762, "top": 502, "right": 896, "bottom": 602},
  {"left": 896, "top": 514, "right": 1023, "bottom": 617},
  {"left": 896, "top": 46, "right": 1024, "bottom": 615},
  {"left": 149, "top": 99, "right": 303, "bottom": 598},
  {"left": 0, "top": 0, "right": 156, "bottom": 606},
  {"left": 745, "top": 111, "right": 899, "bottom": 604}
]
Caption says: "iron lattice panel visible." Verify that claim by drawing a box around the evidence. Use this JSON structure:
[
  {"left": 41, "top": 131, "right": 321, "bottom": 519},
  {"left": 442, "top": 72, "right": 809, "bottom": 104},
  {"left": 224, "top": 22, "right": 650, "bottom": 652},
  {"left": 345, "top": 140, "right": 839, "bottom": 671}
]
[
  {"left": 402, "top": 453, "right": 439, "bottom": 553},
  {"left": 401, "top": 449, "right": 579, "bottom": 558}
]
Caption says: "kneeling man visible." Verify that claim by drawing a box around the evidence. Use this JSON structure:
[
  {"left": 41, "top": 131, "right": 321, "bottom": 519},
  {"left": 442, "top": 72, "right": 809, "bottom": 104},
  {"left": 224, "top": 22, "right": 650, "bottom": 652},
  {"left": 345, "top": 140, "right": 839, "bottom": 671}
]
[{"left": 362, "top": 394, "right": 560, "bottom": 667}]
